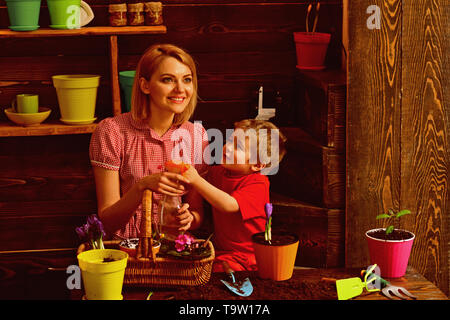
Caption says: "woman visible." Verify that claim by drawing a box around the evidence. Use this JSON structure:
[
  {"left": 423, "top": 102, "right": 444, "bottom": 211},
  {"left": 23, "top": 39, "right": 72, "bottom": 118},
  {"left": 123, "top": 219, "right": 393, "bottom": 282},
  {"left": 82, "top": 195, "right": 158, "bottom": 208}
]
[{"left": 89, "top": 44, "right": 209, "bottom": 239}]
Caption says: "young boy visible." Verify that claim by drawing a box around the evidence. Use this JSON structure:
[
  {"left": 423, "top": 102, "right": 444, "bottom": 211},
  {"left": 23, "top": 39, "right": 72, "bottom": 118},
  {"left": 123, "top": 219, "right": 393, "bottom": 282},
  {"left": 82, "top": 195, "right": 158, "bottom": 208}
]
[{"left": 183, "top": 119, "right": 287, "bottom": 272}]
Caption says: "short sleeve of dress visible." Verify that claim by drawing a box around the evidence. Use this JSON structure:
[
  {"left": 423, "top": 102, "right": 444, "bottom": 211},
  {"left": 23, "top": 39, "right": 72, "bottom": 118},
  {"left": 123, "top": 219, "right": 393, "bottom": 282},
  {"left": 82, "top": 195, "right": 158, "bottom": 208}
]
[{"left": 89, "top": 118, "right": 123, "bottom": 171}]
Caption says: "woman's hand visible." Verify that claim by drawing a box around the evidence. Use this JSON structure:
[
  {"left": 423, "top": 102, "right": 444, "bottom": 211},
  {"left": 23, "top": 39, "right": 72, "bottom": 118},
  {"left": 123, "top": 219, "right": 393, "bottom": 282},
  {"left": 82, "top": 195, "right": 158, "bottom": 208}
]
[
  {"left": 139, "top": 172, "right": 189, "bottom": 196},
  {"left": 176, "top": 203, "right": 194, "bottom": 231}
]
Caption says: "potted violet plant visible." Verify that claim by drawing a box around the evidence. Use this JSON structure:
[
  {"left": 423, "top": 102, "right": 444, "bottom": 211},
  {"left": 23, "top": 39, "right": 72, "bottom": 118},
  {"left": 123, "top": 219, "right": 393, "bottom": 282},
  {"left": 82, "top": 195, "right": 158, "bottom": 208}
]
[
  {"left": 365, "top": 209, "right": 414, "bottom": 278},
  {"left": 76, "top": 214, "right": 128, "bottom": 300},
  {"left": 158, "top": 232, "right": 213, "bottom": 260},
  {"left": 252, "top": 203, "right": 299, "bottom": 281}
]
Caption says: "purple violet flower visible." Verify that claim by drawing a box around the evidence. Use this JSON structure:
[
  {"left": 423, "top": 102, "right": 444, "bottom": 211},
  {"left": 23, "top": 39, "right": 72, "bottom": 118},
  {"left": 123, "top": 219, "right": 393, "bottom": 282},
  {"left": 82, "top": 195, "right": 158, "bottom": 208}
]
[{"left": 174, "top": 233, "right": 196, "bottom": 252}]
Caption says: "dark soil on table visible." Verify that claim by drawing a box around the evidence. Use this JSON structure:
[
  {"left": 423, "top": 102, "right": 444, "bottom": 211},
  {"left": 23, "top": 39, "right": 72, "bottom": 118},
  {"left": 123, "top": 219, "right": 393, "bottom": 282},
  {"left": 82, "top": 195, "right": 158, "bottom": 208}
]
[
  {"left": 252, "top": 232, "right": 299, "bottom": 246},
  {"left": 367, "top": 229, "right": 414, "bottom": 241},
  {"left": 152, "top": 271, "right": 338, "bottom": 300},
  {"left": 102, "top": 257, "right": 118, "bottom": 262}
]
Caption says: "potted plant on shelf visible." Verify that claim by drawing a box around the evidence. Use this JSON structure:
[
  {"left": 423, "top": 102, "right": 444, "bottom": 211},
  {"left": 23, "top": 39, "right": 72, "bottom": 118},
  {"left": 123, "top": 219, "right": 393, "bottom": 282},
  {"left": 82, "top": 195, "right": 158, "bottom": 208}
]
[
  {"left": 293, "top": 2, "right": 331, "bottom": 70},
  {"left": 365, "top": 209, "right": 414, "bottom": 278},
  {"left": 76, "top": 214, "right": 128, "bottom": 300},
  {"left": 252, "top": 203, "right": 299, "bottom": 281}
]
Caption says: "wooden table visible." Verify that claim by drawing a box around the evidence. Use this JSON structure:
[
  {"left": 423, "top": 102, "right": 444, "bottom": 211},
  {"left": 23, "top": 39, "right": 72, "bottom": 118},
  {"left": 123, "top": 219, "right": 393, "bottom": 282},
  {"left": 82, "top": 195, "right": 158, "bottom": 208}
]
[
  {"left": 0, "top": 248, "right": 446, "bottom": 301},
  {"left": 69, "top": 266, "right": 447, "bottom": 301}
]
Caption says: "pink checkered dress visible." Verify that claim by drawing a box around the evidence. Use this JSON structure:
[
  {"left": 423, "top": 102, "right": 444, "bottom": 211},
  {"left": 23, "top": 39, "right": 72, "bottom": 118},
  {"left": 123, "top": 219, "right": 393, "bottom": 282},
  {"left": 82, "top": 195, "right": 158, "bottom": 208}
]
[{"left": 89, "top": 112, "right": 209, "bottom": 239}]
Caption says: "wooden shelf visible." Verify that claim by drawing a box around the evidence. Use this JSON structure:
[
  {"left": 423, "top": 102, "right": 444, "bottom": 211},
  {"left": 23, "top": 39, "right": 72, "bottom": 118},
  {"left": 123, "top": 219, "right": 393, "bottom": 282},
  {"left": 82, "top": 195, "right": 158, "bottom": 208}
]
[
  {"left": 0, "top": 25, "right": 167, "bottom": 137},
  {"left": 0, "top": 120, "right": 97, "bottom": 137},
  {"left": 0, "top": 26, "right": 167, "bottom": 38}
]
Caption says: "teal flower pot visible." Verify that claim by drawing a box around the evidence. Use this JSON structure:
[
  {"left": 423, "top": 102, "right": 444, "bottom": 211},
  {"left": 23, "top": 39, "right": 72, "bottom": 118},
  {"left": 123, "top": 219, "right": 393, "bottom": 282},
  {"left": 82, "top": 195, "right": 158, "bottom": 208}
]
[
  {"left": 119, "top": 70, "right": 136, "bottom": 112},
  {"left": 6, "top": 0, "right": 42, "bottom": 31},
  {"left": 47, "top": 0, "right": 81, "bottom": 29}
]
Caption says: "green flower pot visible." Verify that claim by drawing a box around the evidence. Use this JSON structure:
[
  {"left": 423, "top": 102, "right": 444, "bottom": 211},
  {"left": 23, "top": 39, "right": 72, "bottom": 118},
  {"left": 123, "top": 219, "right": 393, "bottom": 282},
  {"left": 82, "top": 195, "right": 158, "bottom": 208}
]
[
  {"left": 47, "top": 0, "right": 81, "bottom": 29},
  {"left": 6, "top": 0, "right": 42, "bottom": 31},
  {"left": 119, "top": 70, "right": 136, "bottom": 112}
]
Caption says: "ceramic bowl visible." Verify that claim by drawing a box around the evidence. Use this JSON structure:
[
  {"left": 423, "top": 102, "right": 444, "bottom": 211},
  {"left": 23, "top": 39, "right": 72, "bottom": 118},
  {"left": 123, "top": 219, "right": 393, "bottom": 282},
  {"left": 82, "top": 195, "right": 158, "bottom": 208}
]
[
  {"left": 119, "top": 238, "right": 161, "bottom": 258},
  {"left": 4, "top": 107, "right": 51, "bottom": 126}
]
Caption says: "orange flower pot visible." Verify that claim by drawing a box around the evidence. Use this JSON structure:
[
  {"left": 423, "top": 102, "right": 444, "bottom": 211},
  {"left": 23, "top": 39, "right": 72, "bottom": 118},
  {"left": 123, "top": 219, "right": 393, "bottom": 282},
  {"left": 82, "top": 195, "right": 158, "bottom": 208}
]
[{"left": 252, "top": 231, "right": 299, "bottom": 281}]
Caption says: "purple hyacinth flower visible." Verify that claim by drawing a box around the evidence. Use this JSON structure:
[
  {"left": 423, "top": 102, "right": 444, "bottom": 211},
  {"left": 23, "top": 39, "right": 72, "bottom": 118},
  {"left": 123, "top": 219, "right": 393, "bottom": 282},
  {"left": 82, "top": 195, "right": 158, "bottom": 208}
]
[{"left": 265, "top": 203, "right": 273, "bottom": 220}]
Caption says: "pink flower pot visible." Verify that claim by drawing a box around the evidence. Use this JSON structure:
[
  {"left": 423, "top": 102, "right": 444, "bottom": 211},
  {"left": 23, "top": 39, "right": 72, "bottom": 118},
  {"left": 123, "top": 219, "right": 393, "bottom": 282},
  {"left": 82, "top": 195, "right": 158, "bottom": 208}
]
[{"left": 366, "top": 228, "right": 415, "bottom": 278}]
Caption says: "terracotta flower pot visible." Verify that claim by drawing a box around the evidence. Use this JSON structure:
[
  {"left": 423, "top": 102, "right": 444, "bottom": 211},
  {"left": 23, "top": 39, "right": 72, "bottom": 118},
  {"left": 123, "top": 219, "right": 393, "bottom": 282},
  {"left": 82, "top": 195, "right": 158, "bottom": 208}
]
[
  {"left": 252, "top": 231, "right": 299, "bottom": 281},
  {"left": 366, "top": 228, "right": 415, "bottom": 278},
  {"left": 293, "top": 32, "right": 331, "bottom": 70}
]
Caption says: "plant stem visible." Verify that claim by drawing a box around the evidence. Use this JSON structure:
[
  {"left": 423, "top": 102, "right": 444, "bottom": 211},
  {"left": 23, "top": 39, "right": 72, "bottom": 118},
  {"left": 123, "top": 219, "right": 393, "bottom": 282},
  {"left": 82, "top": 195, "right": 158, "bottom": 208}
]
[
  {"left": 306, "top": 4, "right": 312, "bottom": 33},
  {"left": 312, "top": 2, "right": 320, "bottom": 33}
]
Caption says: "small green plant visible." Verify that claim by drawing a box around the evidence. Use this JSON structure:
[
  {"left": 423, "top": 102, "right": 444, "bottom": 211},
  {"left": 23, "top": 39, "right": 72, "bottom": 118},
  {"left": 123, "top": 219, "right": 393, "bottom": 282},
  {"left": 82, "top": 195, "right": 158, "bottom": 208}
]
[{"left": 376, "top": 209, "right": 412, "bottom": 235}]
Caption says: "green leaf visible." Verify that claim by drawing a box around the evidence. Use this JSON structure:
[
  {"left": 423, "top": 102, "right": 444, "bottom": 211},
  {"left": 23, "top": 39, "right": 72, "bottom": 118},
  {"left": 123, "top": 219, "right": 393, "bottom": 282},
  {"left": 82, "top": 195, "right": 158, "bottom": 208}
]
[
  {"left": 385, "top": 225, "right": 394, "bottom": 234},
  {"left": 376, "top": 214, "right": 391, "bottom": 220},
  {"left": 396, "top": 209, "right": 411, "bottom": 218},
  {"left": 167, "top": 250, "right": 182, "bottom": 257}
]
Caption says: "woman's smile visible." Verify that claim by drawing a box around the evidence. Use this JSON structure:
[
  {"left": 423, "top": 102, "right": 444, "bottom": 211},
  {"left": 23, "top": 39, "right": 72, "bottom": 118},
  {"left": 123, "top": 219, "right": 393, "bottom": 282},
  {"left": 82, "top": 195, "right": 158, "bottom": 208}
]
[{"left": 168, "top": 96, "right": 186, "bottom": 104}]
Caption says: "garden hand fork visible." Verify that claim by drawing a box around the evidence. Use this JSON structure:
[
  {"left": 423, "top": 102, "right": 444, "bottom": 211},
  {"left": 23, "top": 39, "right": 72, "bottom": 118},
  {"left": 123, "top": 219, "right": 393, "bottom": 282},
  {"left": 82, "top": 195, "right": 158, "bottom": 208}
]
[{"left": 362, "top": 267, "right": 417, "bottom": 300}]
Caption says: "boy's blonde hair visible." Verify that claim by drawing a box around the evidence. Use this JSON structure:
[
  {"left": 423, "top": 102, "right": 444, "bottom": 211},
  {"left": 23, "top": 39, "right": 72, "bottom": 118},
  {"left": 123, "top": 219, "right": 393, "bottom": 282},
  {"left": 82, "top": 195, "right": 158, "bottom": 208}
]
[
  {"left": 233, "top": 119, "right": 287, "bottom": 168},
  {"left": 131, "top": 44, "right": 198, "bottom": 125}
]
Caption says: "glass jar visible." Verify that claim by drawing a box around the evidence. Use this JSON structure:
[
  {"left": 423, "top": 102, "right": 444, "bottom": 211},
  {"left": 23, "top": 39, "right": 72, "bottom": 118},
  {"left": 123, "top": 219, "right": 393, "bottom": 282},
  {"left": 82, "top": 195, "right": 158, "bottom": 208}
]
[
  {"left": 157, "top": 195, "right": 181, "bottom": 241},
  {"left": 108, "top": 3, "right": 127, "bottom": 27},
  {"left": 144, "top": 2, "right": 163, "bottom": 26},
  {"left": 127, "top": 2, "right": 144, "bottom": 26}
]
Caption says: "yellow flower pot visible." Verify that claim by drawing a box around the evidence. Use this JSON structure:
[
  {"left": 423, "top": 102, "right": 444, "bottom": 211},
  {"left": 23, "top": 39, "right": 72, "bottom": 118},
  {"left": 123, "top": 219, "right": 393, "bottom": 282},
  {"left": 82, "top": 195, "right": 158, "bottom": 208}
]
[
  {"left": 52, "top": 74, "right": 100, "bottom": 125},
  {"left": 77, "top": 249, "right": 128, "bottom": 300}
]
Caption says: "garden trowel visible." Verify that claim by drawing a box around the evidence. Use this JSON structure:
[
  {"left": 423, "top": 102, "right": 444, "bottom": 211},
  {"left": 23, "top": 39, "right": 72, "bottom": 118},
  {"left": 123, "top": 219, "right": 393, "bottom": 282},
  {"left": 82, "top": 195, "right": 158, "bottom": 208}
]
[
  {"left": 220, "top": 261, "right": 253, "bottom": 297},
  {"left": 335, "top": 277, "right": 367, "bottom": 300},
  {"left": 334, "top": 264, "right": 380, "bottom": 300}
]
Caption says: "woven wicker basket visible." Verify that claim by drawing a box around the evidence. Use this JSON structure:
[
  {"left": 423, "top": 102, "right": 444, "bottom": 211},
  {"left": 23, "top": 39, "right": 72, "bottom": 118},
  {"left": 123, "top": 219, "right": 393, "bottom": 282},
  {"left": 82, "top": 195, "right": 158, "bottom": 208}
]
[{"left": 77, "top": 190, "right": 215, "bottom": 287}]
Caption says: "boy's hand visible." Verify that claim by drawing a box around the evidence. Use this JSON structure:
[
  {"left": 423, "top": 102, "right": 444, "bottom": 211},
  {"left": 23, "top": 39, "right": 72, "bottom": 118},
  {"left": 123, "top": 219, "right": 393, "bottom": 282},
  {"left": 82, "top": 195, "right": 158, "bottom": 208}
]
[
  {"left": 176, "top": 203, "right": 194, "bottom": 231},
  {"left": 182, "top": 165, "right": 201, "bottom": 186}
]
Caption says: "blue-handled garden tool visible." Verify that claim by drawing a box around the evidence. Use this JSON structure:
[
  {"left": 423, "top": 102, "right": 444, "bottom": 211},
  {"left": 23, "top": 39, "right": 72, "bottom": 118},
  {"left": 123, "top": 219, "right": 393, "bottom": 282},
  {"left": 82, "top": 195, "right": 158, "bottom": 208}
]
[{"left": 220, "top": 261, "right": 253, "bottom": 297}]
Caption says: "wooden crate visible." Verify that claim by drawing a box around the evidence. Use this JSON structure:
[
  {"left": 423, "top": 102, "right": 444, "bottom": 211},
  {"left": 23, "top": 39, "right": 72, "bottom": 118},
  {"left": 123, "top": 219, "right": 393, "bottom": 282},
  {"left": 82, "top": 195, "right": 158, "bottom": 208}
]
[
  {"left": 295, "top": 69, "right": 346, "bottom": 151},
  {"left": 193, "top": 192, "right": 345, "bottom": 268},
  {"left": 269, "top": 127, "right": 345, "bottom": 209},
  {"left": 271, "top": 192, "right": 345, "bottom": 268}
]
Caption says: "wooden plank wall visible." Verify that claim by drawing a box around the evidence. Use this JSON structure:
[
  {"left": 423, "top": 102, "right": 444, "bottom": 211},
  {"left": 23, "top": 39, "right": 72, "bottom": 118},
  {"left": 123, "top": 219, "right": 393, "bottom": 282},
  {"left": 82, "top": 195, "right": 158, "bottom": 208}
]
[
  {"left": 346, "top": 0, "right": 449, "bottom": 295},
  {"left": 0, "top": 1, "right": 343, "bottom": 252}
]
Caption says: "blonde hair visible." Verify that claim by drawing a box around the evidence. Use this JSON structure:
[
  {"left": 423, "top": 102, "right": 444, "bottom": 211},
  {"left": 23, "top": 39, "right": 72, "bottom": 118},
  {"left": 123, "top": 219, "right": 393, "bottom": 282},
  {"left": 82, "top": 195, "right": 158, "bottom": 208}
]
[
  {"left": 131, "top": 44, "right": 198, "bottom": 125},
  {"left": 233, "top": 119, "right": 287, "bottom": 167}
]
